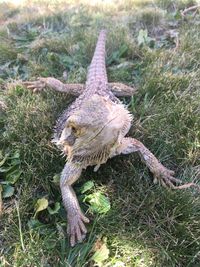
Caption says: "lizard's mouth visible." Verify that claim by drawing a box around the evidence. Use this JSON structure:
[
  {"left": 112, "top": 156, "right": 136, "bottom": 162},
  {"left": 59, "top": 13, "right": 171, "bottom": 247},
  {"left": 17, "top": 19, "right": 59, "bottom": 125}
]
[
  {"left": 56, "top": 137, "right": 75, "bottom": 157},
  {"left": 60, "top": 142, "right": 73, "bottom": 158},
  {"left": 58, "top": 133, "right": 76, "bottom": 149}
]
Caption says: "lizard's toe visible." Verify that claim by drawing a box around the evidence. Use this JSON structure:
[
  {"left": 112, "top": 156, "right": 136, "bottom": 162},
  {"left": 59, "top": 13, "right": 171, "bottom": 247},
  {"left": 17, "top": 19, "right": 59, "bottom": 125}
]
[
  {"left": 23, "top": 79, "right": 45, "bottom": 93},
  {"left": 67, "top": 213, "right": 89, "bottom": 246},
  {"left": 80, "top": 212, "right": 90, "bottom": 223},
  {"left": 153, "top": 164, "right": 199, "bottom": 191}
]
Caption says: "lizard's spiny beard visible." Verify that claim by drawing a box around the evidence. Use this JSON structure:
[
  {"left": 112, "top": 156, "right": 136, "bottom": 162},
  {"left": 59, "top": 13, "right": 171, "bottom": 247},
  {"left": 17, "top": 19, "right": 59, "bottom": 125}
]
[
  {"left": 71, "top": 143, "right": 115, "bottom": 167},
  {"left": 69, "top": 124, "right": 118, "bottom": 167},
  {"left": 68, "top": 113, "right": 128, "bottom": 167}
]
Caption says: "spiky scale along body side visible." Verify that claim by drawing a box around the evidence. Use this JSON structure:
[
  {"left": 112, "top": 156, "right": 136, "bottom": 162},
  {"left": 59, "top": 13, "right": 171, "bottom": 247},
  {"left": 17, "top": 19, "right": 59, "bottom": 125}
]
[
  {"left": 53, "top": 30, "right": 115, "bottom": 147},
  {"left": 53, "top": 30, "right": 132, "bottom": 168},
  {"left": 24, "top": 30, "right": 199, "bottom": 247}
]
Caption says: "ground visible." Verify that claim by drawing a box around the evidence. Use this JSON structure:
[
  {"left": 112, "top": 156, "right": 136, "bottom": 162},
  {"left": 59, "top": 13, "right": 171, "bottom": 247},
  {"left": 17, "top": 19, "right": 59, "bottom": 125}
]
[{"left": 0, "top": 0, "right": 200, "bottom": 266}]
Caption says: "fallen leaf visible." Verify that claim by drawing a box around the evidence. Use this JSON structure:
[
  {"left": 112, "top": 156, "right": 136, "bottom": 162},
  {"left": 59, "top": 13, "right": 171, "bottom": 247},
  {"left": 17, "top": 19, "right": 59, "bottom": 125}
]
[
  {"left": 28, "top": 218, "right": 44, "bottom": 230},
  {"left": 2, "top": 184, "right": 14, "bottom": 198},
  {"left": 6, "top": 169, "right": 22, "bottom": 184},
  {"left": 137, "top": 29, "right": 148, "bottom": 46},
  {"left": 0, "top": 153, "right": 9, "bottom": 167},
  {"left": 34, "top": 198, "right": 48, "bottom": 218},
  {"left": 92, "top": 241, "right": 109, "bottom": 266}
]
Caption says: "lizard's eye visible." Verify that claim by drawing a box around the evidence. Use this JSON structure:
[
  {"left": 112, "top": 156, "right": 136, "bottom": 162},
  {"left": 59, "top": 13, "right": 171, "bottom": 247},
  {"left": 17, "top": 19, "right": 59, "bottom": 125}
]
[
  {"left": 71, "top": 126, "right": 77, "bottom": 133},
  {"left": 71, "top": 125, "right": 81, "bottom": 136}
]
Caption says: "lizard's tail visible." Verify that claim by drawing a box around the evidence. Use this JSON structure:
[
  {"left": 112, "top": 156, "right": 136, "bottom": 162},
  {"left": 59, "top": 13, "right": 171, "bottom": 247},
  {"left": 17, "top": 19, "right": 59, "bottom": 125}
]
[{"left": 86, "top": 30, "right": 108, "bottom": 88}]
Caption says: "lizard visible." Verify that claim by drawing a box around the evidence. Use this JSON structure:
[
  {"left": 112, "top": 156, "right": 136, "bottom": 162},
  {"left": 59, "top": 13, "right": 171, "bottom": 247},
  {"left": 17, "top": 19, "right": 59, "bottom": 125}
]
[{"left": 24, "top": 29, "right": 199, "bottom": 247}]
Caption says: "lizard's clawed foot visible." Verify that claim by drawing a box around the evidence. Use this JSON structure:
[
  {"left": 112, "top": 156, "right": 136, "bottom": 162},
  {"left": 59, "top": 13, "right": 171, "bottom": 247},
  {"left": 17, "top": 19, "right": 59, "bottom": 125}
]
[
  {"left": 67, "top": 211, "right": 89, "bottom": 247},
  {"left": 23, "top": 78, "right": 46, "bottom": 93},
  {"left": 152, "top": 163, "right": 199, "bottom": 191}
]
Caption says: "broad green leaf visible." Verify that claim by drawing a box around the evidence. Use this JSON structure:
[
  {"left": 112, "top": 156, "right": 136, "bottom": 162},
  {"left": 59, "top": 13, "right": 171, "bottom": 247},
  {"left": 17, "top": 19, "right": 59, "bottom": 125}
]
[
  {"left": 2, "top": 184, "right": 14, "bottom": 198},
  {"left": 92, "top": 243, "right": 109, "bottom": 265},
  {"left": 0, "top": 154, "right": 9, "bottom": 167},
  {"left": 28, "top": 219, "right": 44, "bottom": 230},
  {"left": 10, "top": 153, "right": 21, "bottom": 165},
  {"left": 47, "top": 202, "right": 60, "bottom": 215},
  {"left": 118, "top": 44, "right": 128, "bottom": 57},
  {"left": 81, "top": 181, "right": 94, "bottom": 193},
  {"left": 52, "top": 174, "right": 60, "bottom": 184},
  {"left": 137, "top": 29, "right": 148, "bottom": 46},
  {"left": 10, "top": 150, "right": 20, "bottom": 159},
  {"left": 34, "top": 198, "right": 48, "bottom": 218},
  {"left": 61, "top": 55, "right": 74, "bottom": 67},
  {"left": 0, "top": 181, "right": 9, "bottom": 185},
  {"left": 6, "top": 169, "right": 22, "bottom": 184},
  {"left": 107, "top": 44, "right": 128, "bottom": 64},
  {"left": 0, "top": 165, "right": 14, "bottom": 173},
  {"left": 0, "top": 185, "right": 2, "bottom": 214},
  {"left": 11, "top": 158, "right": 20, "bottom": 166},
  {"left": 84, "top": 192, "right": 111, "bottom": 214},
  {"left": 137, "top": 29, "right": 155, "bottom": 48}
]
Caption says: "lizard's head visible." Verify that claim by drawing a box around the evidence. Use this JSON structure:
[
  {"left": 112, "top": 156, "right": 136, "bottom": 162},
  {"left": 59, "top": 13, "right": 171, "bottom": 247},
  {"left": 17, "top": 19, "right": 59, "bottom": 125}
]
[{"left": 58, "top": 94, "right": 132, "bottom": 164}]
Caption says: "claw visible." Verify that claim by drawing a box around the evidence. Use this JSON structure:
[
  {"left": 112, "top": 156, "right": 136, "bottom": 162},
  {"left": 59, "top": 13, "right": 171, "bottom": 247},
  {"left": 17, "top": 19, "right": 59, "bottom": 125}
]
[
  {"left": 171, "top": 182, "right": 200, "bottom": 191},
  {"left": 166, "top": 176, "right": 182, "bottom": 184},
  {"left": 81, "top": 233, "right": 86, "bottom": 241},
  {"left": 80, "top": 213, "right": 90, "bottom": 223},
  {"left": 78, "top": 219, "right": 87, "bottom": 233},
  {"left": 67, "top": 212, "right": 89, "bottom": 247},
  {"left": 70, "top": 233, "right": 76, "bottom": 247}
]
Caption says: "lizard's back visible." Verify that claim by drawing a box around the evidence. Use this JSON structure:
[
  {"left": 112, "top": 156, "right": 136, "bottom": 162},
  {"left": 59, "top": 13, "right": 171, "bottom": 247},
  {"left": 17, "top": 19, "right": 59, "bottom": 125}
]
[{"left": 54, "top": 30, "right": 117, "bottom": 142}]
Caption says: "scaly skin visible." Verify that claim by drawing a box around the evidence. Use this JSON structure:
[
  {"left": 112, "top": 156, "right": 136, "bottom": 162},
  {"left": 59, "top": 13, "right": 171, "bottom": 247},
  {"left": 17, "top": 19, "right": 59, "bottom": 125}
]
[
  {"left": 60, "top": 162, "right": 89, "bottom": 246},
  {"left": 24, "top": 29, "right": 199, "bottom": 246},
  {"left": 24, "top": 77, "right": 137, "bottom": 96}
]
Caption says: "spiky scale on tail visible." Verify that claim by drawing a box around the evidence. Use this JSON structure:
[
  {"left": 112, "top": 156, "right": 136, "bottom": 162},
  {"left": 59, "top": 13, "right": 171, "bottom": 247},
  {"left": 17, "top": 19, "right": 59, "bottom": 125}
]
[{"left": 86, "top": 30, "right": 108, "bottom": 93}]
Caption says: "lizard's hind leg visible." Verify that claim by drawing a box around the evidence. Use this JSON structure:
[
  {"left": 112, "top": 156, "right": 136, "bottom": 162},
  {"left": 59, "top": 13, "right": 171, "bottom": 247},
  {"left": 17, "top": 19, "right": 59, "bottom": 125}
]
[
  {"left": 108, "top": 83, "right": 137, "bottom": 97},
  {"left": 112, "top": 137, "right": 199, "bottom": 190}
]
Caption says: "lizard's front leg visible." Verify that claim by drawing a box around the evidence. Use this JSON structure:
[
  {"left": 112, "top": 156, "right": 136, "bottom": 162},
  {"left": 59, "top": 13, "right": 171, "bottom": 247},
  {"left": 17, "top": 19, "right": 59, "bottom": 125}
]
[
  {"left": 24, "top": 78, "right": 136, "bottom": 96},
  {"left": 24, "top": 77, "right": 85, "bottom": 94},
  {"left": 60, "top": 162, "right": 89, "bottom": 246},
  {"left": 113, "top": 137, "right": 199, "bottom": 190}
]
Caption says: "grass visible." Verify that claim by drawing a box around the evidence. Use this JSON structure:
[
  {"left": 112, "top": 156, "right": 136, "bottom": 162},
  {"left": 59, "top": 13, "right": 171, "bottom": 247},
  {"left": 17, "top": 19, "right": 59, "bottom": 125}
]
[{"left": 0, "top": 0, "right": 200, "bottom": 266}]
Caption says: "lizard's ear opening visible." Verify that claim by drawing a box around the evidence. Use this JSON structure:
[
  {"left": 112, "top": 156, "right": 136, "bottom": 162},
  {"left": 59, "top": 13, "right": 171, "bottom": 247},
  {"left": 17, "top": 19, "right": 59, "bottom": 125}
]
[
  {"left": 66, "top": 116, "right": 83, "bottom": 137},
  {"left": 71, "top": 125, "right": 77, "bottom": 132},
  {"left": 67, "top": 115, "right": 79, "bottom": 126}
]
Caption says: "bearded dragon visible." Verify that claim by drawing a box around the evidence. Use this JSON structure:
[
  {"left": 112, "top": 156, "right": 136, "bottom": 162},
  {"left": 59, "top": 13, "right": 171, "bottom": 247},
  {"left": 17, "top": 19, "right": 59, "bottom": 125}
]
[{"left": 24, "top": 30, "right": 198, "bottom": 246}]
